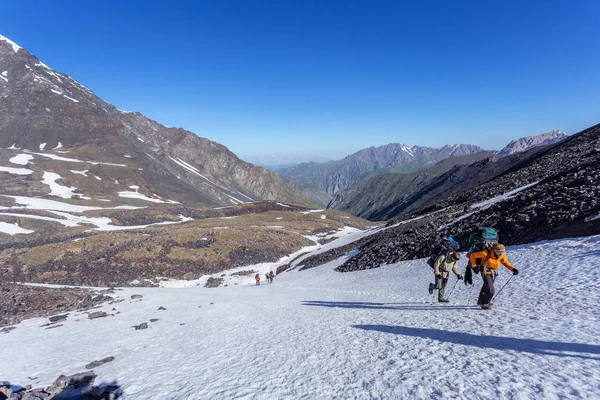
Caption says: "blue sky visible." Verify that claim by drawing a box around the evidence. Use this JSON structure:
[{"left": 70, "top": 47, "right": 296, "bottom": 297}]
[{"left": 2, "top": 1, "right": 599, "bottom": 161}]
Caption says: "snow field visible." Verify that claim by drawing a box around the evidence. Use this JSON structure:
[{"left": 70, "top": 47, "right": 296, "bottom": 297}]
[{"left": 1, "top": 234, "right": 598, "bottom": 399}]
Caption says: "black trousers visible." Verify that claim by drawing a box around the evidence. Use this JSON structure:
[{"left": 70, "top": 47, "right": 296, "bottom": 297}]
[{"left": 478, "top": 273, "right": 496, "bottom": 305}]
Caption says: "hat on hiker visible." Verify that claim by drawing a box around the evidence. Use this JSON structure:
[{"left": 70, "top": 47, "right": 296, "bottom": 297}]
[
  {"left": 492, "top": 243, "right": 506, "bottom": 254},
  {"left": 450, "top": 252, "right": 460, "bottom": 261}
]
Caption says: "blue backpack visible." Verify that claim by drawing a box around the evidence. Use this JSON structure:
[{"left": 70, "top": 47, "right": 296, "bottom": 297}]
[{"left": 427, "top": 236, "right": 460, "bottom": 268}]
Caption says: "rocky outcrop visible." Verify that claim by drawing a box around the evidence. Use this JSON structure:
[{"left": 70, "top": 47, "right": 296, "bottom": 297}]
[
  {"left": 0, "top": 372, "right": 121, "bottom": 399},
  {"left": 204, "top": 277, "right": 223, "bottom": 288},
  {"left": 0, "top": 283, "right": 113, "bottom": 327}
]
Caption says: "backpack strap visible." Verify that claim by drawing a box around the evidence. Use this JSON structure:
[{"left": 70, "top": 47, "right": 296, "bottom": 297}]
[{"left": 481, "top": 247, "right": 493, "bottom": 273}]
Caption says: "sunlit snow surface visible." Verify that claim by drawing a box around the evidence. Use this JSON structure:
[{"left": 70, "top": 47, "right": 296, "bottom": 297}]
[{"left": 1, "top": 231, "right": 599, "bottom": 399}]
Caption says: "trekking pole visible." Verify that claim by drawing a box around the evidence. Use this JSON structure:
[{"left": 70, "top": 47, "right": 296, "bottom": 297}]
[
  {"left": 446, "top": 279, "right": 460, "bottom": 300},
  {"left": 466, "top": 283, "right": 475, "bottom": 307},
  {"left": 492, "top": 275, "right": 514, "bottom": 302}
]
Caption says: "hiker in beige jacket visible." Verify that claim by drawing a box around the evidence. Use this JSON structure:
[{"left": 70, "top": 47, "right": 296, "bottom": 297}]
[{"left": 429, "top": 251, "right": 462, "bottom": 302}]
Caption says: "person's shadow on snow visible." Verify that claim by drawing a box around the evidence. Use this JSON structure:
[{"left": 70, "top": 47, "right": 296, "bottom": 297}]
[
  {"left": 353, "top": 325, "right": 600, "bottom": 360},
  {"left": 302, "top": 300, "right": 473, "bottom": 311}
]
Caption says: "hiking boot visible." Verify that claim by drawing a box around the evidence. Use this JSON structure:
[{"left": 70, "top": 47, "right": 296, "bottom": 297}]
[
  {"left": 438, "top": 298, "right": 449, "bottom": 303},
  {"left": 428, "top": 283, "right": 435, "bottom": 294},
  {"left": 480, "top": 303, "right": 491, "bottom": 309}
]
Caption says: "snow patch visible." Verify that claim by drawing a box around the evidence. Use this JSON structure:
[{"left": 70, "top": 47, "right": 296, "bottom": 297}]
[
  {"left": 63, "top": 95, "right": 79, "bottom": 103},
  {"left": 41, "top": 172, "right": 81, "bottom": 199},
  {"left": 118, "top": 190, "right": 164, "bottom": 203},
  {"left": 52, "top": 142, "right": 63, "bottom": 150},
  {"left": 70, "top": 169, "right": 88, "bottom": 177},
  {"left": 9, "top": 154, "right": 33, "bottom": 165},
  {"left": 401, "top": 144, "right": 414, "bottom": 157},
  {"left": 28, "top": 151, "right": 127, "bottom": 167},
  {"left": 470, "top": 182, "right": 540, "bottom": 209},
  {"left": 0, "top": 34, "right": 22, "bottom": 52},
  {"left": 50, "top": 89, "right": 62, "bottom": 95},
  {"left": 0, "top": 166, "right": 33, "bottom": 175},
  {"left": 440, "top": 182, "right": 540, "bottom": 229},
  {"left": 39, "top": 143, "right": 46, "bottom": 151},
  {"left": 300, "top": 209, "right": 325, "bottom": 214},
  {"left": 0, "top": 222, "right": 34, "bottom": 235}
]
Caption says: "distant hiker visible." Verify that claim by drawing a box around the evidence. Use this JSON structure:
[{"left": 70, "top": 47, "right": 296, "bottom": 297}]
[
  {"left": 255, "top": 273, "right": 261, "bottom": 286},
  {"left": 265, "top": 273, "right": 269, "bottom": 283},
  {"left": 269, "top": 271, "right": 274, "bottom": 283},
  {"left": 468, "top": 243, "right": 519, "bottom": 309},
  {"left": 429, "top": 251, "right": 462, "bottom": 302}
]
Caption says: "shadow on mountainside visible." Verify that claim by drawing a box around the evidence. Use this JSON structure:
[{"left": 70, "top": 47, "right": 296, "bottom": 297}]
[
  {"left": 353, "top": 325, "right": 600, "bottom": 360},
  {"left": 302, "top": 300, "right": 475, "bottom": 312}
]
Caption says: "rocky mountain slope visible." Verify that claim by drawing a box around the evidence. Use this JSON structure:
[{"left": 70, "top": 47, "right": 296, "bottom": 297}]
[
  {"left": 0, "top": 34, "right": 310, "bottom": 208},
  {"left": 280, "top": 176, "right": 333, "bottom": 208},
  {"left": 328, "top": 151, "right": 495, "bottom": 220},
  {"left": 498, "top": 129, "right": 568, "bottom": 156},
  {"left": 276, "top": 143, "right": 483, "bottom": 198},
  {"left": 291, "top": 122, "right": 600, "bottom": 272}
]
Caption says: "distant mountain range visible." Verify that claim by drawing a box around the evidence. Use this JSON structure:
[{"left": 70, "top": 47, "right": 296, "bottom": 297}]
[
  {"left": 274, "top": 129, "right": 569, "bottom": 209},
  {"left": 327, "top": 130, "right": 570, "bottom": 221},
  {"left": 276, "top": 143, "right": 484, "bottom": 197}
]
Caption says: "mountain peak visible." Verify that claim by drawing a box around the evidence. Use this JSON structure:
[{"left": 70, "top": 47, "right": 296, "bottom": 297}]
[
  {"left": 0, "top": 34, "right": 22, "bottom": 53},
  {"left": 498, "top": 130, "right": 568, "bottom": 156}
]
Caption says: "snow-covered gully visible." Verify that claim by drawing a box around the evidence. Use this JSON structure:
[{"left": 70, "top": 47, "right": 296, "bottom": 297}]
[{"left": 1, "top": 233, "right": 599, "bottom": 399}]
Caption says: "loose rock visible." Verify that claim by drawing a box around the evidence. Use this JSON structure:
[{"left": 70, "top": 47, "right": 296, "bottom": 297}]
[
  {"left": 85, "top": 356, "right": 115, "bottom": 369},
  {"left": 48, "top": 314, "right": 68, "bottom": 323},
  {"left": 133, "top": 322, "right": 148, "bottom": 330},
  {"left": 88, "top": 311, "right": 107, "bottom": 320}
]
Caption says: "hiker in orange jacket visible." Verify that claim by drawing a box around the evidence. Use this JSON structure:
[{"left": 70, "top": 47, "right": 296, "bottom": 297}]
[
  {"left": 255, "top": 273, "right": 261, "bottom": 285},
  {"left": 469, "top": 243, "right": 519, "bottom": 309}
]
